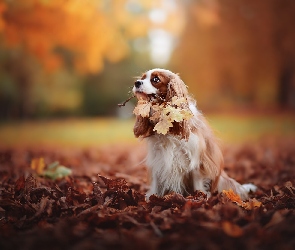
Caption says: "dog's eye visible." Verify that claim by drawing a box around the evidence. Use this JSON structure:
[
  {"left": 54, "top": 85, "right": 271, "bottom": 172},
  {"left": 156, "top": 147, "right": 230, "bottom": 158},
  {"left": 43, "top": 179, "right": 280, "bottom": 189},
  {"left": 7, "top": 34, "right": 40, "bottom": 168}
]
[{"left": 152, "top": 76, "right": 160, "bottom": 83}]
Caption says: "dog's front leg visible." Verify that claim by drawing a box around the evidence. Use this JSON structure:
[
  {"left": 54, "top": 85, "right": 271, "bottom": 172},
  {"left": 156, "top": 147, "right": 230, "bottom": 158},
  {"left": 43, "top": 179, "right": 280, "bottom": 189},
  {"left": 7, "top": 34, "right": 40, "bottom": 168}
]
[{"left": 146, "top": 172, "right": 166, "bottom": 200}]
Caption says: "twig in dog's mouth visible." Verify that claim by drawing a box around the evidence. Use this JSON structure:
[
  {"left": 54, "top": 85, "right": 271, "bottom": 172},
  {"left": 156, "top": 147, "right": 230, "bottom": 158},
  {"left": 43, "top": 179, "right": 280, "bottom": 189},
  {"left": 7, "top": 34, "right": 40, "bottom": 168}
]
[{"left": 117, "top": 95, "right": 135, "bottom": 107}]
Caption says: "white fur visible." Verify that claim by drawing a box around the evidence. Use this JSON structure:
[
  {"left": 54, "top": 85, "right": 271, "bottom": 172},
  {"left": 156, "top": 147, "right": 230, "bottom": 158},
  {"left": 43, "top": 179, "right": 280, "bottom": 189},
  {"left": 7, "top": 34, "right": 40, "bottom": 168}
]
[
  {"left": 242, "top": 183, "right": 257, "bottom": 193},
  {"left": 132, "top": 68, "right": 174, "bottom": 95},
  {"left": 134, "top": 69, "right": 256, "bottom": 200},
  {"left": 146, "top": 133, "right": 207, "bottom": 197}
]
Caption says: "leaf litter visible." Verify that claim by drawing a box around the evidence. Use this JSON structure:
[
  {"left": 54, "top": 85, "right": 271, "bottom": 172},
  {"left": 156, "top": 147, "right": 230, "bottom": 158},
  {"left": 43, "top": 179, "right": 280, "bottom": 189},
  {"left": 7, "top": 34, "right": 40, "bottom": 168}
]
[{"left": 0, "top": 138, "right": 295, "bottom": 249}]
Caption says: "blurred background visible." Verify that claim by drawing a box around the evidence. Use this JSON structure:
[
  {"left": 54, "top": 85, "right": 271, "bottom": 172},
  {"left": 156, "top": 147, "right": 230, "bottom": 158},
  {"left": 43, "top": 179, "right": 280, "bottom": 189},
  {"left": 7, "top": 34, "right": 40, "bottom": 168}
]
[{"left": 0, "top": 0, "right": 294, "bottom": 147}]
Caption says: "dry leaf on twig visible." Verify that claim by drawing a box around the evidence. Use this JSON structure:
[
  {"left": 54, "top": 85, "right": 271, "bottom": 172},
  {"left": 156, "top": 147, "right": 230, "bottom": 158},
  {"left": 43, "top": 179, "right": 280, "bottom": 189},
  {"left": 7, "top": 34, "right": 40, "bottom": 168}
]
[{"left": 133, "top": 96, "right": 193, "bottom": 136}]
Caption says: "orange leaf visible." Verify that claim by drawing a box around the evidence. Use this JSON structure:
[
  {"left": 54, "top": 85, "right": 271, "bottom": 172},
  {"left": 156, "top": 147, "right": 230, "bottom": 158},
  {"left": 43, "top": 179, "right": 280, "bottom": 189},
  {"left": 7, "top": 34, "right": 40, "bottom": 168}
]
[
  {"left": 223, "top": 189, "right": 262, "bottom": 210},
  {"left": 222, "top": 189, "right": 243, "bottom": 205},
  {"left": 30, "top": 157, "right": 45, "bottom": 175},
  {"left": 242, "top": 198, "right": 262, "bottom": 210},
  {"left": 222, "top": 221, "right": 244, "bottom": 237}
]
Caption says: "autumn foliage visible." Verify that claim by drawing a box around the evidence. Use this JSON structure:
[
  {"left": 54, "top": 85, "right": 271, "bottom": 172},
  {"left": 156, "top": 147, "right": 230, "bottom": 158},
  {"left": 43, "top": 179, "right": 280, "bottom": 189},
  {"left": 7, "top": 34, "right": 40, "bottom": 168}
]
[
  {"left": 0, "top": 139, "right": 295, "bottom": 249},
  {"left": 1, "top": 0, "right": 294, "bottom": 119},
  {"left": 0, "top": 0, "right": 135, "bottom": 73},
  {"left": 133, "top": 96, "right": 193, "bottom": 136},
  {"left": 173, "top": 0, "right": 295, "bottom": 109}
]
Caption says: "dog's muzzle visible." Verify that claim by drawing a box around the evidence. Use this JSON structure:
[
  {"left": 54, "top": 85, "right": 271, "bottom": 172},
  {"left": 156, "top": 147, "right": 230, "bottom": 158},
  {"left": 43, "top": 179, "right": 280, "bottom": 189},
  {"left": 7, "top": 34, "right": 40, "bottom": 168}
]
[{"left": 134, "top": 80, "right": 143, "bottom": 88}]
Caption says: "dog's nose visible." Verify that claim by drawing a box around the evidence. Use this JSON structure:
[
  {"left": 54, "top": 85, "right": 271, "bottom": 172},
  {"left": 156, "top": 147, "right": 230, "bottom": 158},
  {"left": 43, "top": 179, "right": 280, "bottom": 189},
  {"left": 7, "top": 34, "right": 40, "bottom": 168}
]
[{"left": 135, "top": 80, "right": 143, "bottom": 88}]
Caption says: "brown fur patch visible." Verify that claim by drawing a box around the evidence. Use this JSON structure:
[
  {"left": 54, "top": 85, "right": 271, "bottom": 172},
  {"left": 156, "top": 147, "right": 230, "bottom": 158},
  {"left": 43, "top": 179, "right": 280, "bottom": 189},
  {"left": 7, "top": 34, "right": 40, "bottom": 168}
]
[
  {"left": 150, "top": 71, "right": 170, "bottom": 98},
  {"left": 133, "top": 116, "right": 154, "bottom": 138},
  {"left": 165, "top": 74, "right": 190, "bottom": 139},
  {"left": 141, "top": 73, "right": 147, "bottom": 80}
]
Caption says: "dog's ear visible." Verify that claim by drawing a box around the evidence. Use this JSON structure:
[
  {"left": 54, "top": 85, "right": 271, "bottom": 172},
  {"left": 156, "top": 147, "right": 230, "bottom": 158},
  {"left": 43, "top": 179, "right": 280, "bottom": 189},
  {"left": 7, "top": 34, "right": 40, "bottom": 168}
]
[
  {"left": 133, "top": 115, "right": 154, "bottom": 138},
  {"left": 165, "top": 74, "right": 191, "bottom": 140},
  {"left": 165, "top": 74, "right": 188, "bottom": 101}
]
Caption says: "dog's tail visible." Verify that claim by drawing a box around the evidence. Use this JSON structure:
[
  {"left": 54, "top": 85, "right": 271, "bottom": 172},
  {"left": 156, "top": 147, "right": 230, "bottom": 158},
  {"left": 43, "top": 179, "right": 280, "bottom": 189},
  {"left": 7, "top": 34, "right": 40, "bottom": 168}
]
[{"left": 216, "top": 171, "right": 257, "bottom": 200}]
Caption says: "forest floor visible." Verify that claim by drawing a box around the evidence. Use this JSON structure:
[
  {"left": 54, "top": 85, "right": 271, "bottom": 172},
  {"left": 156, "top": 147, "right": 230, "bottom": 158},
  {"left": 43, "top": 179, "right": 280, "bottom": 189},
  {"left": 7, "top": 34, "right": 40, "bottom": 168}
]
[{"left": 0, "top": 116, "right": 295, "bottom": 249}]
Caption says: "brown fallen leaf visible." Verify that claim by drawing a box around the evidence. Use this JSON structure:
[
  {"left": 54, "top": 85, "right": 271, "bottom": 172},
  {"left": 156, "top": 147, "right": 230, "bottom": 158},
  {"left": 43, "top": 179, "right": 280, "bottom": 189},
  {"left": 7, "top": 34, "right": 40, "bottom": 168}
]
[
  {"left": 264, "top": 210, "right": 287, "bottom": 229},
  {"left": 0, "top": 139, "right": 295, "bottom": 249},
  {"left": 25, "top": 174, "right": 37, "bottom": 195},
  {"left": 242, "top": 198, "right": 262, "bottom": 210},
  {"left": 222, "top": 221, "right": 244, "bottom": 237},
  {"left": 14, "top": 175, "right": 25, "bottom": 194}
]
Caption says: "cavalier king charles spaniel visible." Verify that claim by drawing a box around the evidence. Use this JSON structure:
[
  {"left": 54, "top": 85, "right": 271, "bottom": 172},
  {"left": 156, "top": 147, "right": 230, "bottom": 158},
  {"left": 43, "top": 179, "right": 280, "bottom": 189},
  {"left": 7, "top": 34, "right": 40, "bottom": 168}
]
[{"left": 132, "top": 68, "right": 256, "bottom": 200}]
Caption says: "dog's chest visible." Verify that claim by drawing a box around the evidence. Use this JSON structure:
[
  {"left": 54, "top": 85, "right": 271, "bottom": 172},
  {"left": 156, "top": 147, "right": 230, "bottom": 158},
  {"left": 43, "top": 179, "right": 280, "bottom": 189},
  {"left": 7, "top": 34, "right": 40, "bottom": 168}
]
[{"left": 146, "top": 134, "right": 201, "bottom": 173}]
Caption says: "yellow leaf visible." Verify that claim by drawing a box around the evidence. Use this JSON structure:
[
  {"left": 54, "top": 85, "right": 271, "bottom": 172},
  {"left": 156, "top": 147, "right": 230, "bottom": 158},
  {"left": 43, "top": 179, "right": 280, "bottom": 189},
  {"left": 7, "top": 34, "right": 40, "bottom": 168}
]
[
  {"left": 180, "top": 109, "right": 193, "bottom": 120},
  {"left": 165, "top": 106, "right": 184, "bottom": 122},
  {"left": 30, "top": 157, "right": 45, "bottom": 175},
  {"left": 133, "top": 96, "right": 193, "bottom": 136},
  {"left": 133, "top": 99, "right": 151, "bottom": 117},
  {"left": 153, "top": 116, "right": 173, "bottom": 135},
  {"left": 171, "top": 96, "right": 187, "bottom": 107}
]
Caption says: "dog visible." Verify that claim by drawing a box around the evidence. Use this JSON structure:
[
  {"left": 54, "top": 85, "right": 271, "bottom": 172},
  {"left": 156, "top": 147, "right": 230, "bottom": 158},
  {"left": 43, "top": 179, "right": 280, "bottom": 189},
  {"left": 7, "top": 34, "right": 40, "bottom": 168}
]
[{"left": 132, "top": 68, "right": 256, "bottom": 200}]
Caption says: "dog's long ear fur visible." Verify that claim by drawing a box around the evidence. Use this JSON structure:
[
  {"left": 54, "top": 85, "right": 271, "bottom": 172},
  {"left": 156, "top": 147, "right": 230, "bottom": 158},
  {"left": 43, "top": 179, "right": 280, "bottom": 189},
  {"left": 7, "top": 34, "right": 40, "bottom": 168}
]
[
  {"left": 166, "top": 74, "right": 188, "bottom": 101},
  {"left": 166, "top": 74, "right": 191, "bottom": 140},
  {"left": 133, "top": 115, "right": 154, "bottom": 138}
]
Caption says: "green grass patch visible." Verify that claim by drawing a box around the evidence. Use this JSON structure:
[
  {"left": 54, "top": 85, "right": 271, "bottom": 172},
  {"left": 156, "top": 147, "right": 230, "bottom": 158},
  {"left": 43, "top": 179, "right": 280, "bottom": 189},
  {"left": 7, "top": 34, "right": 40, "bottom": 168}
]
[
  {"left": 0, "top": 118, "right": 136, "bottom": 148},
  {"left": 207, "top": 113, "right": 295, "bottom": 144},
  {"left": 0, "top": 114, "right": 294, "bottom": 148}
]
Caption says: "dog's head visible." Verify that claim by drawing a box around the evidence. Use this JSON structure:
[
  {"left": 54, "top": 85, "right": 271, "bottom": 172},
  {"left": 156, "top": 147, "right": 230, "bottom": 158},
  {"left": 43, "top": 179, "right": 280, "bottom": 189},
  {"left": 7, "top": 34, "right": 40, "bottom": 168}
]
[
  {"left": 133, "top": 69, "right": 191, "bottom": 139},
  {"left": 132, "top": 68, "right": 188, "bottom": 103}
]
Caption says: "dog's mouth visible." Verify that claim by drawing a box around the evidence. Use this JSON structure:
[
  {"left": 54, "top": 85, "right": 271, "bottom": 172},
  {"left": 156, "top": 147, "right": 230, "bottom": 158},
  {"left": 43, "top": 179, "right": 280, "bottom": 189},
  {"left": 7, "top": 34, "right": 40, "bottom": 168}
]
[{"left": 134, "top": 91, "right": 158, "bottom": 102}]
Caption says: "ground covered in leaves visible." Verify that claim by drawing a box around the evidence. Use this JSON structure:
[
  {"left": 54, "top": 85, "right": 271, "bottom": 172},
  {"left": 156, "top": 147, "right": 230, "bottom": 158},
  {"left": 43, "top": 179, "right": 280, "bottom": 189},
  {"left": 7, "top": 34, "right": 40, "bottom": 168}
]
[{"left": 0, "top": 138, "right": 295, "bottom": 250}]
